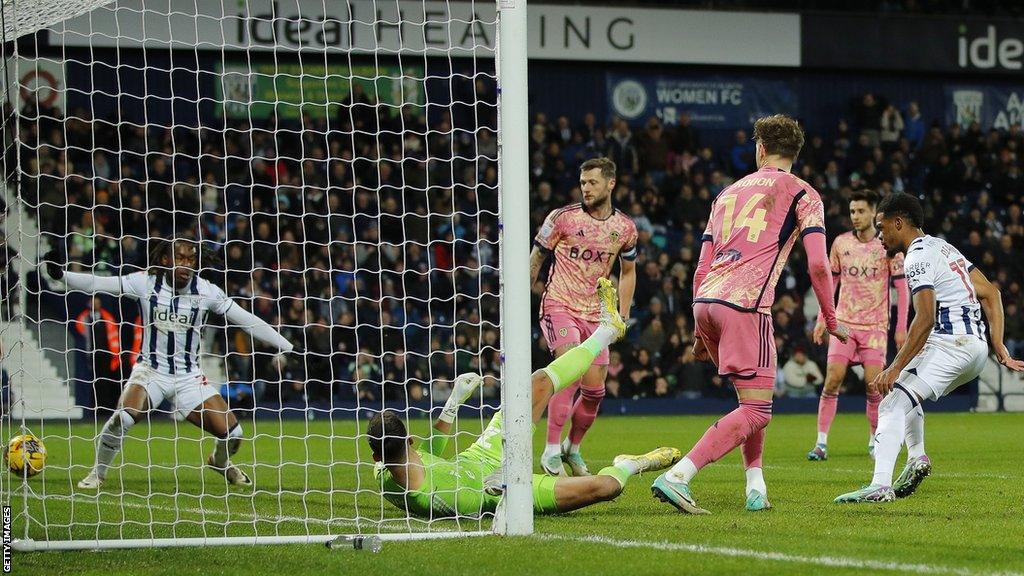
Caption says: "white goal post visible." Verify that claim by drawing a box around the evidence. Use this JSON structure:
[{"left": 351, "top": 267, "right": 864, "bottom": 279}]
[{"left": 1, "top": 0, "right": 532, "bottom": 550}]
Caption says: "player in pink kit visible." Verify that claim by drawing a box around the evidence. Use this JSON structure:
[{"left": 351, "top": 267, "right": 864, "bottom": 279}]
[
  {"left": 530, "top": 157, "right": 638, "bottom": 477},
  {"left": 808, "top": 191, "right": 909, "bottom": 462},
  {"left": 651, "top": 114, "right": 848, "bottom": 514}
]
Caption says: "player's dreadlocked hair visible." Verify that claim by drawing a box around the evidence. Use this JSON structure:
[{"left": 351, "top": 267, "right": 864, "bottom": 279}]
[
  {"left": 147, "top": 238, "right": 223, "bottom": 279},
  {"left": 366, "top": 410, "right": 409, "bottom": 464}
]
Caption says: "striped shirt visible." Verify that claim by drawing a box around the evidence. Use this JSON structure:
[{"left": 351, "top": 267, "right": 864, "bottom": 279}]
[
  {"left": 904, "top": 235, "right": 986, "bottom": 340},
  {"left": 119, "top": 272, "right": 232, "bottom": 376},
  {"left": 61, "top": 270, "right": 293, "bottom": 375}
]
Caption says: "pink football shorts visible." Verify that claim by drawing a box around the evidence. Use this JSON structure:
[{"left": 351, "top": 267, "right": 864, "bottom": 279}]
[
  {"left": 539, "top": 305, "right": 610, "bottom": 366},
  {"left": 827, "top": 327, "right": 887, "bottom": 368},
  {"left": 693, "top": 301, "right": 775, "bottom": 389}
]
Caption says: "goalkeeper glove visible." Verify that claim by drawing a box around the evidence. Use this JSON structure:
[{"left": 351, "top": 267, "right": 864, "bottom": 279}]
[{"left": 439, "top": 373, "right": 484, "bottom": 424}]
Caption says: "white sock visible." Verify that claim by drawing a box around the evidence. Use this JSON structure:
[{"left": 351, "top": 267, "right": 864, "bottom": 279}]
[
  {"left": 615, "top": 460, "right": 640, "bottom": 475},
  {"left": 666, "top": 457, "right": 698, "bottom": 484},
  {"left": 745, "top": 467, "right": 767, "bottom": 496},
  {"left": 212, "top": 424, "right": 244, "bottom": 469},
  {"left": 905, "top": 404, "right": 926, "bottom": 459},
  {"left": 871, "top": 391, "right": 916, "bottom": 487},
  {"left": 591, "top": 325, "right": 618, "bottom": 348},
  {"left": 95, "top": 411, "right": 135, "bottom": 479},
  {"left": 559, "top": 436, "right": 581, "bottom": 456},
  {"left": 816, "top": 432, "right": 828, "bottom": 445},
  {"left": 569, "top": 443, "right": 581, "bottom": 455},
  {"left": 543, "top": 443, "right": 561, "bottom": 458}
]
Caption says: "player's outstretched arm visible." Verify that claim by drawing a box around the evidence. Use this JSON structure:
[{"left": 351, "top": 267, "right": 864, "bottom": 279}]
[
  {"left": 428, "top": 373, "right": 484, "bottom": 456},
  {"left": 223, "top": 302, "right": 294, "bottom": 353},
  {"left": 41, "top": 249, "right": 127, "bottom": 295},
  {"left": 872, "top": 287, "right": 936, "bottom": 394},
  {"left": 970, "top": 268, "right": 1024, "bottom": 371}
]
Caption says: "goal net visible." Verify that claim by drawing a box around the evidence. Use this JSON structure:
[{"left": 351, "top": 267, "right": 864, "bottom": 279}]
[{"left": 0, "top": 0, "right": 532, "bottom": 550}]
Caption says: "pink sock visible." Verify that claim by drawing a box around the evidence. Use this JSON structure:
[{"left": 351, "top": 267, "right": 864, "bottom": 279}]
[
  {"left": 685, "top": 398, "right": 773, "bottom": 470},
  {"left": 741, "top": 426, "right": 766, "bottom": 470},
  {"left": 567, "top": 386, "right": 605, "bottom": 446},
  {"left": 866, "top": 392, "right": 882, "bottom": 436},
  {"left": 817, "top": 392, "right": 839, "bottom": 436},
  {"left": 546, "top": 383, "right": 577, "bottom": 445}
]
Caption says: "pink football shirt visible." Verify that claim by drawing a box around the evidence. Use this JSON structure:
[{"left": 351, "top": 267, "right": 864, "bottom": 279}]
[
  {"left": 535, "top": 204, "right": 638, "bottom": 322},
  {"left": 831, "top": 232, "right": 905, "bottom": 331},
  {"left": 695, "top": 166, "right": 826, "bottom": 314}
]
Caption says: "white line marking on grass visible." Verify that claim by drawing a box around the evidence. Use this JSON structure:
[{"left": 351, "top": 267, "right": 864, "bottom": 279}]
[
  {"left": 540, "top": 534, "right": 1022, "bottom": 576},
  {"left": 32, "top": 494, "right": 476, "bottom": 534}
]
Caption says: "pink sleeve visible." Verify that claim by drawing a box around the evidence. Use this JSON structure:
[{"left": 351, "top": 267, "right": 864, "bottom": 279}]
[
  {"left": 894, "top": 276, "right": 910, "bottom": 333},
  {"left": 692, "top": 238, "right": 714, "bottom": 299},
  {"left": 803, "top": 231, "right": 838, "bottom": 332}
]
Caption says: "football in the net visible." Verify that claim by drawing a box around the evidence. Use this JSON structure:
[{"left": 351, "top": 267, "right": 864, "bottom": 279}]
[{"left": 4, "top": 433, "right": 47, "bottom": 477}]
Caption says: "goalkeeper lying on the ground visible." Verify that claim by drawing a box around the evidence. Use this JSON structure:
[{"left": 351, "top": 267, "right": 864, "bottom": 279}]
[{"left": 367, "top": 278, "right": 680, "bottom": 517}]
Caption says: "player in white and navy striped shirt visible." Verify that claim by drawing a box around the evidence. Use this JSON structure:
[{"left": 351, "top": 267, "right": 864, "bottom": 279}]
[
  {"left": 44, "top": 239, "right": 295, "bottom": 490},
  {"left": 835, "top": 194, "right": 1024, "bottom": 504}
]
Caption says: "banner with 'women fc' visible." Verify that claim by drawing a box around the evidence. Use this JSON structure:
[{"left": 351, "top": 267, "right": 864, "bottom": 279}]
[{"left": 606, "top": 73, "right": 799, "bottom": 129}]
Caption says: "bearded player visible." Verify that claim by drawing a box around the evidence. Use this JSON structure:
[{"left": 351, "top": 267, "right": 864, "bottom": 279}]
[
  {"left": 371, "top": 279, "right": 680, "bottom": 518},
  {"left": 530, "top": 157, "right": 637, "bottom": 477},
  {"left": 807, "top": 191, "right": 910, "bottom": 462},
  {"left": 836, "top": 193, "right": 1024, "bottom": 503},
  {"left": 651, "top": 114, "right": 848, "bottom": 514},
  {"left": 43, "top": 239, "right": 295, "bottom": 489}
]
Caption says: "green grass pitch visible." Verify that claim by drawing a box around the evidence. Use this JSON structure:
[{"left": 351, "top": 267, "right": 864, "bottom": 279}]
[{"left": 8, "top": 411, "right": 1023, "bottom": 575}]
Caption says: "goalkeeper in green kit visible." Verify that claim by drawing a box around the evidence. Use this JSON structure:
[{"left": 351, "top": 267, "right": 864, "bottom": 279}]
[{"left": 368, "top": 278, "right": 680, "bottom": 517}]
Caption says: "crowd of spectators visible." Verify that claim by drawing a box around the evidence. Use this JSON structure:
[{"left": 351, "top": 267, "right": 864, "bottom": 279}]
[
  {"left": 526, "top": 91, "right": 1024, "bottom": 400},
  {"left": 8, "top": 75, "right": 502, "bottom": 408},
  {"left": 6, "top": 78, "right": 1024, "bottom": 408}
]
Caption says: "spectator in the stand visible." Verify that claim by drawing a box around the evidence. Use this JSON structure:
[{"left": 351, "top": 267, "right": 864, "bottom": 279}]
[
  {"left": 637, "top": 116, "right": 671, "bottom": 184},
  {"left": 627, "top": 348, "right": 658, "bottom": 398},
  {"left": 674, "top": 112, "right": 698, "bottom": 154},
  {"left": 607, "top": 118, "right": 639, "bottom": 176},
  {"left": 638, "top": 316, "right": 667, "bottom": 357},
  {"left": 904, "top": 101, "right": 925, "bottom": 148},
  {"left": 1006, "top": 302, "right": 1023, "bottom": 358},
  {"left": 653, "top": 377, "right": 674, "bottom": 398},
  {"left": 728, "top": 129, "right": 755, "bottom": 177},
  {"left": 854, "top": 93, "right": 885, "bottom": 147},
  {"left": 781, "top": 346, "right": 824, "bottom": 398},
  {"left": 73, "top": 296, "right": 122, "bottom": 417},
  {"left": 919, "top": 126, "right": 948, "bottom": 164},
  {"left": 879, "top": 104, "right": 904, "bottom": 152}
]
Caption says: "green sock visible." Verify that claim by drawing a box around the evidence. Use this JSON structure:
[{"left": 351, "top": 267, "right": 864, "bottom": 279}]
[
  {"left": 540, "top": 327, "right": 615, "bottom": 392},
  {"left": 597, "top": 465, "right": 632, "bottom": 489},
  {"left": 542, "top": 346, "right": 598, "bottom": 393}
]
